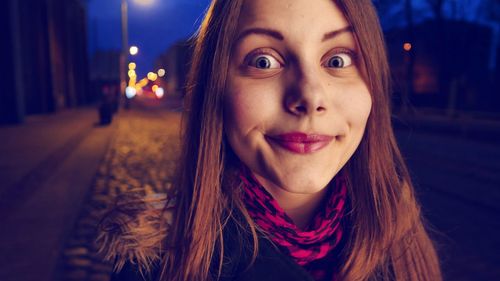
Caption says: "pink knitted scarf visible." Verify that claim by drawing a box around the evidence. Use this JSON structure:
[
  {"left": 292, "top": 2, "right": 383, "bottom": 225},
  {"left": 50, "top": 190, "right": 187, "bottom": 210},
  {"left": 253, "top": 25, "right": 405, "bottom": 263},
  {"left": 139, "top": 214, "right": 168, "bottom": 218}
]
[{"left": 239, "top": 166, "right": 348, "bottom": 280}]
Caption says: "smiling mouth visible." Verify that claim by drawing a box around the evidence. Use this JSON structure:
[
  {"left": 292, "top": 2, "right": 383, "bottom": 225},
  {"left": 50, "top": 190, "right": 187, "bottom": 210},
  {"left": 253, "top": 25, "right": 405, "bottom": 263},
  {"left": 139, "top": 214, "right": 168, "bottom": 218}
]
[{"left": 266, "top": 132, "right": 334, "bottom": 154}]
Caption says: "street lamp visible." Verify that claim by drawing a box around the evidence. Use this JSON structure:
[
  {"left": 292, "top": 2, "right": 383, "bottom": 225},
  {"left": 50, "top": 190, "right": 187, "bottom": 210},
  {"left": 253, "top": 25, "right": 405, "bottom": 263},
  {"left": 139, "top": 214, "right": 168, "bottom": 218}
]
[
  {"left": 120, "top": 0, "right": 129, "bottom": 108},
  {"left": 134, "top": 0, "right": 154, "bottom": 5},
  {"left": 129, "top": 46, "right": 139, "bottom": 55}
]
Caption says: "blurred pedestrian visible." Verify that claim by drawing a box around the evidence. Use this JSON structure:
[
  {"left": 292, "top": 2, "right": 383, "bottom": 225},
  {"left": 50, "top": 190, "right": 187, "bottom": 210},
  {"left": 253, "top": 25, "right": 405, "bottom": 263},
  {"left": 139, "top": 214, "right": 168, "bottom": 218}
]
[
  {"left": 98, "top": 84, "right": 113, "bottom": 125},
  {"left": 97, "top": 0, "right": 442, "bottom": 280}
]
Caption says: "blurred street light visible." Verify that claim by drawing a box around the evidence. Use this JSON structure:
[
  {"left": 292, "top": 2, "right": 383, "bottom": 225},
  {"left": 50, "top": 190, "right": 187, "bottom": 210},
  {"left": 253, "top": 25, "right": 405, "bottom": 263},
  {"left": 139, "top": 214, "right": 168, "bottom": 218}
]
[
  {"left": 157, "top": 68, "right": 165, "bottom": 77},
  {"left": 137, "top": 78, "right": 149, "bottom": 88},
  {"left": 129, "top": 46, "right": 139, "bottom": 55},
  {"left": 155, "top": 87, "right": 164, "bottom": 98},
  {"left": 404, "top": 42, "right": 412, "bottom": 52},
  {"left": 133, "top": 0, "right": 154, "bottom": 5},
  {"left": 147, "top": 72, "right": 158, "bottom": 81},
  {"left": 126, "top": 86, "right": 137, "bottom": 99},
  {"left": 128, "top": 62, "right": 136, "bottom": 70}
]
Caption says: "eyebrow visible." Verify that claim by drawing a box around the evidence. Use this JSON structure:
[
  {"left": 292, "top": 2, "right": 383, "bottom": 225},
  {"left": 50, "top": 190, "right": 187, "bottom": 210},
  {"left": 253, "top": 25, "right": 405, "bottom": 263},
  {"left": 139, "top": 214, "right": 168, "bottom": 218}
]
[
  {"left": 235, "top": 26, "right": 353, "bottom": 44},
  {"left": 236, "top": 27, "right": 284, "bottom": 43},
  {"left": 322, "top": 26, "right": 353, "bottom": 42}
]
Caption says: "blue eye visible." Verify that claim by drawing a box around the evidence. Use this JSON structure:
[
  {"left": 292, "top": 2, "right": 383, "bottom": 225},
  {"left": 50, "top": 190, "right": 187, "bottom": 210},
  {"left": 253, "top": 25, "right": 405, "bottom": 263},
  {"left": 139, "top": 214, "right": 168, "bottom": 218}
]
[
  {"left": 248, "top": 54, "right": 281, "bottom": 69},
  {"left": 326, "top": 53, "right": 353, "bottom": 68}
]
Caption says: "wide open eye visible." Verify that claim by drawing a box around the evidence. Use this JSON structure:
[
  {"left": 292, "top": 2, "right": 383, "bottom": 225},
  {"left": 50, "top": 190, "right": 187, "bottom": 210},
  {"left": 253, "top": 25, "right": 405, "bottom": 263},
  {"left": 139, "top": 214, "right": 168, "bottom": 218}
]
[
  {"left": 326, "top": 53, "right": 353, "bottom": 68},
  {"left": 248, "top": 54, "right": 281, "bottom": 69}
]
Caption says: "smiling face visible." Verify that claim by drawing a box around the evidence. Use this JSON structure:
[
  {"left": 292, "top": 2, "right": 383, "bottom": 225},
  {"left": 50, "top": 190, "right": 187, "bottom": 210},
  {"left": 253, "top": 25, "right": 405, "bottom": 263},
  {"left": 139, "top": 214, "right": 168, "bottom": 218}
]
[{"left": 224, "top": 0, "right": 372, "bottom": 197}]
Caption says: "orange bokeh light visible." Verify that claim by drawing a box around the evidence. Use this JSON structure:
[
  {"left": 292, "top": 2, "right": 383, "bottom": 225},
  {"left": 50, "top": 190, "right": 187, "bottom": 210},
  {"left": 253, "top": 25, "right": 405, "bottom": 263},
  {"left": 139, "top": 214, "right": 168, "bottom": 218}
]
[{"left": 403, "top": 42, "right": 412, "bottom": 51}]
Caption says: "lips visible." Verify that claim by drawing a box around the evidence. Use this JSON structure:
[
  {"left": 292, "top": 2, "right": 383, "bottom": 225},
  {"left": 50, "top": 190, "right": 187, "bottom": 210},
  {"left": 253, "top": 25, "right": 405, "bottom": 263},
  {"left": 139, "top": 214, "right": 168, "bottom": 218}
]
[{"left": 266, "top": 132, "right": 334, "bottom": 154}]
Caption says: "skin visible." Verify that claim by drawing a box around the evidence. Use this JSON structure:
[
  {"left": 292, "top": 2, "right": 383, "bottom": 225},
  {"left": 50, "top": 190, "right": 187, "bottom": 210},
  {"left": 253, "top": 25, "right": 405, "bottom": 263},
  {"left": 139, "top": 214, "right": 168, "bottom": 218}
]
[{"left": 225, "top": 0, "right": 372, "bottom": 229}]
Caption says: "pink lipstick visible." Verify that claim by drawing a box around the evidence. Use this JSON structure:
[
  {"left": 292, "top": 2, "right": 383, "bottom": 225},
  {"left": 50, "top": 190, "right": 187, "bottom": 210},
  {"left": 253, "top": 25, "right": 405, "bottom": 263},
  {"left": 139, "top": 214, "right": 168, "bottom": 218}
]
[{"left": 266, "top": 132, "right": 334, "bottom": 154}]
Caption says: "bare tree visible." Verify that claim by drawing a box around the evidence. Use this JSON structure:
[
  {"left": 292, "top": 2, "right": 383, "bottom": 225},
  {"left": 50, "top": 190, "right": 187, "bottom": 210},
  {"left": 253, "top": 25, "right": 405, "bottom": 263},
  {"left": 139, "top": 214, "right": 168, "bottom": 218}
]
[
  {"left": 373, "top": 0, "right": 415, "bottom": 113},
  {"left": 480, "top": 0, "right": 500, "bottom": 22},
  {"left": 424, "top": 0, "right": 446, "bottom": 20}
]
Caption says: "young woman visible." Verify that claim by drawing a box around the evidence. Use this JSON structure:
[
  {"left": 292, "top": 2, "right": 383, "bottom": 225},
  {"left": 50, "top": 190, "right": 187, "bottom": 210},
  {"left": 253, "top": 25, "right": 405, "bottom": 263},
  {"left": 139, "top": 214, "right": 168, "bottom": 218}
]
[{"left": 98, "top": 0, "right": 442, "bottom": 280}]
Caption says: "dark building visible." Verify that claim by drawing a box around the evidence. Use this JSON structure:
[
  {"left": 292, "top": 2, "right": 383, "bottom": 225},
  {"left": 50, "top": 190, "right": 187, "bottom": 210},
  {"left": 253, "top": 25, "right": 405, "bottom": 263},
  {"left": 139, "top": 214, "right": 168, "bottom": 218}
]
[
  {"left": 385, "top": 20, "right": 499, "bottom": 114},
  {"left": 0, "top": 0, "right": 90, "bottom": 124},
  {"left": 89, "top": 50, "right": 121, "bottom": 102},
  {"left": 154, "top": 39, "right": 194, "bottom": 99}
]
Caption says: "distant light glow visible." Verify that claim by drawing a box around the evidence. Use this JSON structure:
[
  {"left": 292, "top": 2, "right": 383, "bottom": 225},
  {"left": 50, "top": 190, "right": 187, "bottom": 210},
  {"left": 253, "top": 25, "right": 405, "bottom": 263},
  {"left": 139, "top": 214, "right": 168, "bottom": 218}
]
[
  {"left": 137, "top": 78, "right": 149, "bottom": 88},
  {"left": 128, "top": 70, "right": 136, "bottom": 78},
  {"left": 133, "top": 0, "right": 154, "bottom": 5},
  {"left": 128, "top": 75, "right": 136, "bottom": 87},
  {"left": 128, "top": 62, "right": 136, "bottom": 70},
  {"left": 129, "top": 46, "right": 139, "bottom": 55},
  {"left": 403, "top": 42, "right": 412, "bottom": 52},
  {"left": 126, "top": 86, "right": 137, "bottom": 99},
  {"left": 147, "top": 72, "right": 158, "bottom": 81},
  {"left": 128, "top": 79, "right": 136, "bottom": 87},
  {"left": 155, "top": 87, "right": 164, "bottom": 98},
  {"left": 152, "top": 85, "right": 159, "bottom": 92},
  {"left": 157, "top": 68, "right": 165, "bottom": 77}
]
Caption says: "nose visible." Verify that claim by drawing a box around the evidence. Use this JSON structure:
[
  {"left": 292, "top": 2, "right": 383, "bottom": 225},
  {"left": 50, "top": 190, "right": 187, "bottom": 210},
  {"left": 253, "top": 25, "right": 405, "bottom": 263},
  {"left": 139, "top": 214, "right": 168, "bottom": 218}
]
[{"left": 285, "top": 68, "right": 327, "bottom": 116}]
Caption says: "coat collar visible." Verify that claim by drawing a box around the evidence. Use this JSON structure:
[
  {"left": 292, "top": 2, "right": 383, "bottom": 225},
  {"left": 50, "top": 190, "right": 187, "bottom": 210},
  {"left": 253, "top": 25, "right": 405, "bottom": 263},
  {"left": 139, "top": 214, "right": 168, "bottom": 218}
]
[{"left": 213, "top": 214, "right": 316, "bottom": 281}]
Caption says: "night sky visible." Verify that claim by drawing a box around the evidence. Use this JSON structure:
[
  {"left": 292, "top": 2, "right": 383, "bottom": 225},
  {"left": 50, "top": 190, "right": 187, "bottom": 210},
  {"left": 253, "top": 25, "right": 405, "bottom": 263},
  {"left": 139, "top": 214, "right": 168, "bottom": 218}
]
[
  {"left": 87, "top": 0, "right": 491, "bottom": 78},
  {"left": 87, "top": 0, "right": 211, "bottom": 78}
]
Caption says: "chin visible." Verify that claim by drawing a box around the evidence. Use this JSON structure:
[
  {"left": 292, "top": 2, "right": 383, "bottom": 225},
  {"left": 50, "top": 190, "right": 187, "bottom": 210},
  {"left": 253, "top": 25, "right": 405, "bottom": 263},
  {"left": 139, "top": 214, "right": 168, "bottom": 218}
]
[{"left": 274, "top": 173, "right": 335, "bottom": 194}]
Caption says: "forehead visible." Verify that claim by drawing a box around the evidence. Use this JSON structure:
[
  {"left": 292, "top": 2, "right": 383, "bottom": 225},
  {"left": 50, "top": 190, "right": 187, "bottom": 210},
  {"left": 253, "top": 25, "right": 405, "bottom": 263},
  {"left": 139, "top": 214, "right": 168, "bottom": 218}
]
[{"left": 238, "top": 0, "right": 349, "bottom": 36}]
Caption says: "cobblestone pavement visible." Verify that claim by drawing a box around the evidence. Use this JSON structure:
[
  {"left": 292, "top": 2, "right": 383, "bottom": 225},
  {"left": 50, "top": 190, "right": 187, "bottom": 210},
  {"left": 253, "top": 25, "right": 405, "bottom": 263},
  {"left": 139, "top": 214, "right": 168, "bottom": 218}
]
[{"left": 56, "top": 109, "right": 181, "bottom": 281}]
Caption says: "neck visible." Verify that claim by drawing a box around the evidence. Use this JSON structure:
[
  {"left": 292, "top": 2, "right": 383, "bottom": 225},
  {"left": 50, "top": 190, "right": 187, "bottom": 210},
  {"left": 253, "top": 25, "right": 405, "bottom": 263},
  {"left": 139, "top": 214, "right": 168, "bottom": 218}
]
[{"left": 254, "top": 175, "right": 329, "bottom": 230}]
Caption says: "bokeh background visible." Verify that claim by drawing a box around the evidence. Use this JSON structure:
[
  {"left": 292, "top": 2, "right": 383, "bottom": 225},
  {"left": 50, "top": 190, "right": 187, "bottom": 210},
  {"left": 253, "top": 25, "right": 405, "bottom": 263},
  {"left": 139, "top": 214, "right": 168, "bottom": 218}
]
[{"left": 0, "top": 0, "right": 499, "bottom": 281}]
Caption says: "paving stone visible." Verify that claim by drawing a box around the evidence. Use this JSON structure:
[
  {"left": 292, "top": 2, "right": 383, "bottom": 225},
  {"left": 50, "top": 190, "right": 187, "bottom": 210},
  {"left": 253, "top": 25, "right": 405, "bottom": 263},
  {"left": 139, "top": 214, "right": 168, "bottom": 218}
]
[
  {"left": 64, "top": 247, "right": 89, "bottom": 257},
  {"left": 64, "top": 269, "right": 89, "bottom": 280},
  {"left": 89, "top": 263, "right": 113, "bottom": 273},
  {"left": 88, "top": 273, "right": 111, "bottom": 281},
  {"left": 76, "top": 226, "right": 96, "bottom": 237},
  {"left": 66, "top": 237, "right": 89, "bottom": 247},
  {"left": 67, "top": 257, "right": 92, "bottom": 268}
]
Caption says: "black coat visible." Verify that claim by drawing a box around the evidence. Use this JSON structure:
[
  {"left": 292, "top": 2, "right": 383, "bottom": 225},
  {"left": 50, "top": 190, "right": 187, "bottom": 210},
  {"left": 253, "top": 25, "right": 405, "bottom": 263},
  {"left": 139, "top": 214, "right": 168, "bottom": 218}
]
[
  {"left": 111, "top": 238, "right": 317, "bottom": 281},
  {"left": 110, "top": 216, "right": 324, "bottom": 281}
]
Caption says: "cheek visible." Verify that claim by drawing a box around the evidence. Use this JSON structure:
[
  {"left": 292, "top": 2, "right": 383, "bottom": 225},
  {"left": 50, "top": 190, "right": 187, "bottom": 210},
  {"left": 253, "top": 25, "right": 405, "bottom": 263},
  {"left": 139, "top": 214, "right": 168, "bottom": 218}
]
[
  {"left": 338, "top": 82, "right": 372, "bottom": 127},
  {"left": 224, "top": 89, "right": 257, "bottom": 138},
  {"left": 224, "top": 80, "right": 281, "bottom": 137},
  {"left": 358, "top": 89, "right": 372, "bottom": 125}
]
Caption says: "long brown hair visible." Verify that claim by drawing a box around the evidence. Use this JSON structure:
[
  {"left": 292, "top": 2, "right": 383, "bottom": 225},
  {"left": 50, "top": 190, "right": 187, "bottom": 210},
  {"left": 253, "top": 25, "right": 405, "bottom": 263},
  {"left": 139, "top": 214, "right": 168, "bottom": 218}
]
[{"left": 161, "top": 0, "right": 442, "bottom": 280}]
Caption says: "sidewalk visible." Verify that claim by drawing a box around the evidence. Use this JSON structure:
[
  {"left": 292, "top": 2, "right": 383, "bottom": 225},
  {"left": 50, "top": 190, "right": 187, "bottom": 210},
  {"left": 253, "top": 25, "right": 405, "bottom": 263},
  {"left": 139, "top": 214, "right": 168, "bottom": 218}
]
[
  {"left": 0, "top": 107, "right": 117, "bottom": 281},
  {"left": 57, "top": 109, "right": 181, "bottom": 281}
]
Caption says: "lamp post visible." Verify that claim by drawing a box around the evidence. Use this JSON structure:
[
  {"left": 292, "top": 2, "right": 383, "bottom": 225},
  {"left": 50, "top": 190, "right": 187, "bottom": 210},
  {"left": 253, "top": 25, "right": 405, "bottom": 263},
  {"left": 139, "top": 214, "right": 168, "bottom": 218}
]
[
  {"left": 120, "top": 0, "right": 153, "bottom": 109},
  {"left": 120, "top": 0, "right": 128, "bottom": 109}
]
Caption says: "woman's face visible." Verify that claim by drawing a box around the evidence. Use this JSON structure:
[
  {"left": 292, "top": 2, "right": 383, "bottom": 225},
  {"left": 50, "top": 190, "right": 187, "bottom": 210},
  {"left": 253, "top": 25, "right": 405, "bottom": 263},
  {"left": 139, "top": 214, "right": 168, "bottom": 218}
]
[{"left": 225, "top": 0, "right": 371, "bottom": 195}]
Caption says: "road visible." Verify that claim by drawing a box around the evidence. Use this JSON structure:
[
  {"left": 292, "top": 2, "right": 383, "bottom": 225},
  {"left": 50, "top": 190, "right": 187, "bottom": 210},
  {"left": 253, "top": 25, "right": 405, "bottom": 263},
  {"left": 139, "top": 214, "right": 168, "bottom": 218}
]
[{"left": 396, "top": 129, "right": 500, "bottom": 281}]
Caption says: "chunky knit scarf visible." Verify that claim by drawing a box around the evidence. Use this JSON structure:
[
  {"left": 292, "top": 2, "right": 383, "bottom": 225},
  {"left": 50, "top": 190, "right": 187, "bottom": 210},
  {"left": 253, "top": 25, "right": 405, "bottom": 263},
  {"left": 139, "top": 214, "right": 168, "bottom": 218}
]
[{"left": 239, "top": 167, "right": 347, "bottom": 280}]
